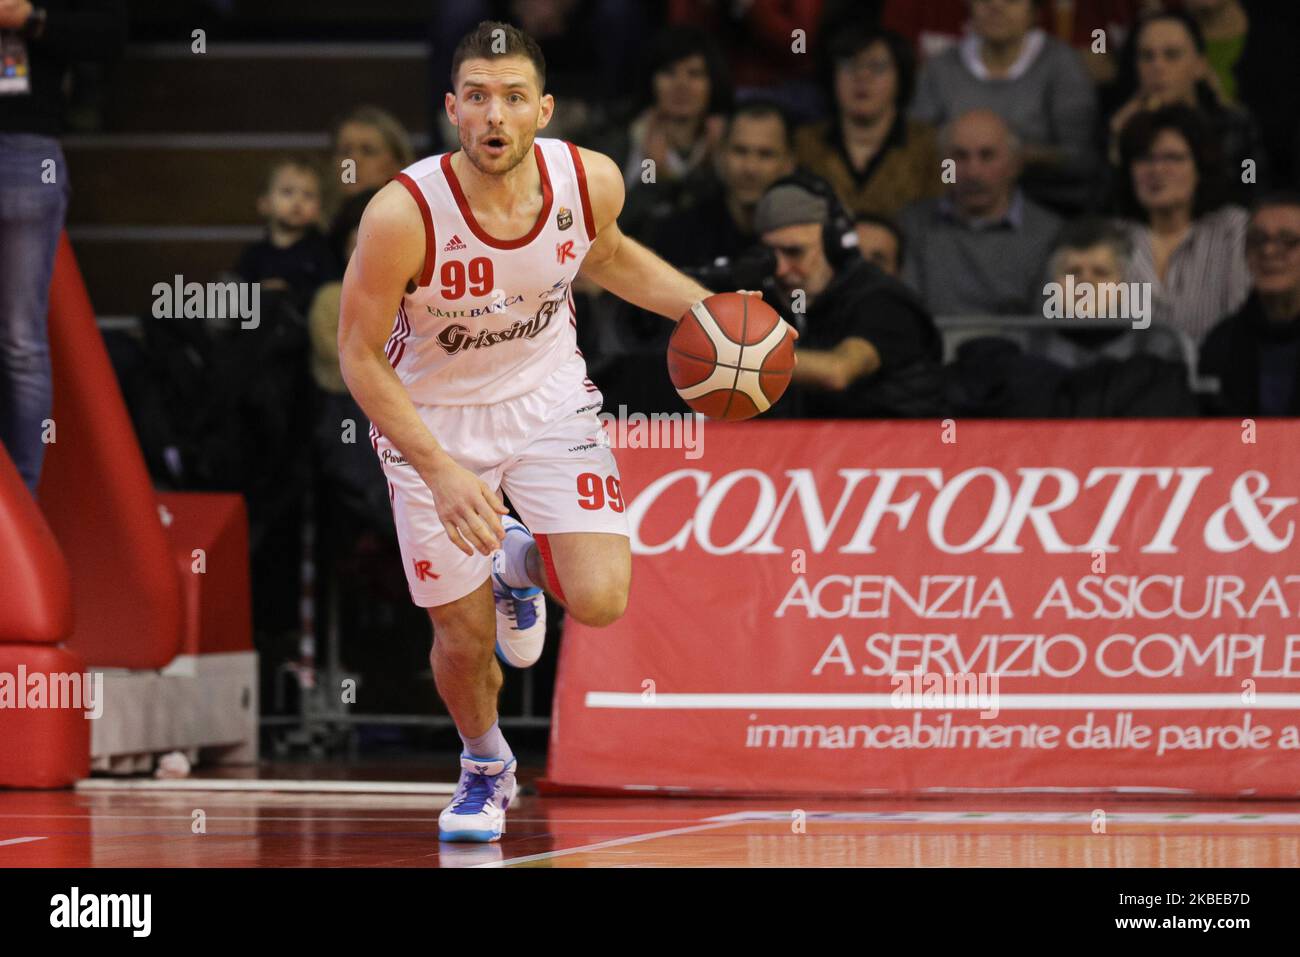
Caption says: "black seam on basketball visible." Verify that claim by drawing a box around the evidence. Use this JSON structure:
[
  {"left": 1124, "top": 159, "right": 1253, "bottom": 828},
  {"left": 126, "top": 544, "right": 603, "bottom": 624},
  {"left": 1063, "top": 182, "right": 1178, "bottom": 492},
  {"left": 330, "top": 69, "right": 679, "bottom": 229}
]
[
  {"left": 724, "top": 296, "right": 746, "bottom": 418},
  {"left": 668, "top": 344, "right": 721, "bottom": 364}
]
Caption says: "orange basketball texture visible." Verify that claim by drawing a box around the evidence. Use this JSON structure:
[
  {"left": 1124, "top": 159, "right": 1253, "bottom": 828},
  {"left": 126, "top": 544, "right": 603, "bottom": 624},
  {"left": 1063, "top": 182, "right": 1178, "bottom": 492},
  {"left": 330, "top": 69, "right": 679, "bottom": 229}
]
[{"left": 668, "top": 293, "right": 794, "bottom": 420}]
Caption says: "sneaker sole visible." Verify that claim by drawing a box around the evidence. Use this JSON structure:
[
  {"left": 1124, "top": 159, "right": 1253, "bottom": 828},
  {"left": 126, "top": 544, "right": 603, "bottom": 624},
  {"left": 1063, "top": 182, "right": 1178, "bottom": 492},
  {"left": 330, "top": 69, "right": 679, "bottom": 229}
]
[
  {"left": 495, "top": 637, "right": 542, "bottom": 669},
  {"left": 439, "top": 828, "right": 502, "bottom": 843}
]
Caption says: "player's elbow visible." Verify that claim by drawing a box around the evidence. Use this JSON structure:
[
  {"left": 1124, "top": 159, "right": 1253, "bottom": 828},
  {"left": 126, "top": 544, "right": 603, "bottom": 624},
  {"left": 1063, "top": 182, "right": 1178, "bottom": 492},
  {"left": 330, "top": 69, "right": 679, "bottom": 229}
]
[{"left": 336, "top": 331, "right": 384, "bottom": 389}]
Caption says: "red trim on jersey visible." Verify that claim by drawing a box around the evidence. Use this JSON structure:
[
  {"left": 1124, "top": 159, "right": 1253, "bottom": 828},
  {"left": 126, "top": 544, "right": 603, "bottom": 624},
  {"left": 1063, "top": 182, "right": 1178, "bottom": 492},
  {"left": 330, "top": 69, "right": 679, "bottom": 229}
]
[
  {"left": 565, "top": 141, "right": 597, "bottom": 241},
  {"left": 382, "top": 303, "right": 411, "bottom": 369},
  {"left": 390, "top": 303, "right": 411, "bottom": 369},
  {"left": 534, "top": 533, "right": 567, "bottom": 604},
  {"left": 394, "top": 172, "right": 436, "bottom": 287},
  {"left": 440, "top": 144, "right": 554, "bottom": 250}
]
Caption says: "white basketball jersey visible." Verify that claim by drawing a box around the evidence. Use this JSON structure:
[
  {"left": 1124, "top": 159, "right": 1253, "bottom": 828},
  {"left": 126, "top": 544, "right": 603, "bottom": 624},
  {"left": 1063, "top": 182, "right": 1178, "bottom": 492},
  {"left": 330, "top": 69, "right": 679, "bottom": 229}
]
[{"left": 376, "top": 137, "right": 597, "bottom": 410}]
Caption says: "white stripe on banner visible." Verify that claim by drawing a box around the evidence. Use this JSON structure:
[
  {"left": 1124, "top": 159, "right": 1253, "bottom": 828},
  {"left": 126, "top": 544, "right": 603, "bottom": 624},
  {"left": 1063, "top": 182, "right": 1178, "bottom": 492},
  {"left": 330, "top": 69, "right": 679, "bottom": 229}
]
[{"left": 584, "top": 692, "right": 1300, "bottom": 709}]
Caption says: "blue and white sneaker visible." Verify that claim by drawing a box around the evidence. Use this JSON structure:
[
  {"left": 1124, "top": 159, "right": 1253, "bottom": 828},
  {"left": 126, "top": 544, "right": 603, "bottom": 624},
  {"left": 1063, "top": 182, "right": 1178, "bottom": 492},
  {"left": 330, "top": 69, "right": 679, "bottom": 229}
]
[
  {"left": 491, "top": 516, "right": 546, "bottom": 668},
  {"left": 438, "top": 755, "right": 518, "bottom": 843}
]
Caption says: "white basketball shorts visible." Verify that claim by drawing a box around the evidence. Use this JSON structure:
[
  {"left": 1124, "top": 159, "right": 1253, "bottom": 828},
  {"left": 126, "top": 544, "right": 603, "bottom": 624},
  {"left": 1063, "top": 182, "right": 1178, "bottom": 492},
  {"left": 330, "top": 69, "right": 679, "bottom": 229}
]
[{"left": 374, "top": 355, "right": 629, "bottom": 607}]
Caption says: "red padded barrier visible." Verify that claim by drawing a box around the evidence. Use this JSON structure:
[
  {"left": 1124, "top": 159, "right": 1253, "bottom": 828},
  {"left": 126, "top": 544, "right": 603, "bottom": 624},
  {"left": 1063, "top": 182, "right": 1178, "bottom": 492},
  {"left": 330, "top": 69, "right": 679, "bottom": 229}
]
[
  {"left": 0, "top": 447, "right": 72, "bottom": 644},
  {"left": 0, "top": 644, "right": 91, "bottom": 788},
  {"left": 36, "top": 233, "right": 182, "bottom": 669},
  {"left": 157, "top": 492, "right": 253, "bottom": 656}
]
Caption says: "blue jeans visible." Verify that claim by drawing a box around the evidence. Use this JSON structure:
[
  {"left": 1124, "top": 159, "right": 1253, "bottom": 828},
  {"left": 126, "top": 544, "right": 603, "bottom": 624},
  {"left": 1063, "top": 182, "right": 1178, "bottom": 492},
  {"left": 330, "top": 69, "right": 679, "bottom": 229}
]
[{"left": 0, "top": 134, "right": 69, "bottom": 496}]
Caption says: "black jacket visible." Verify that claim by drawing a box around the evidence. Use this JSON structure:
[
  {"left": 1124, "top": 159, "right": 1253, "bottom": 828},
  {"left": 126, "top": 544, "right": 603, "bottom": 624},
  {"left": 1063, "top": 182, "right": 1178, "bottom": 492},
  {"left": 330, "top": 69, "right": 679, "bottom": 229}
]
[
  {"left": 772, "top": 257, "right": 945, "bottom": 419},
  {"left": 1199, "top": 292, "right": 1300, "bottom": 416}
]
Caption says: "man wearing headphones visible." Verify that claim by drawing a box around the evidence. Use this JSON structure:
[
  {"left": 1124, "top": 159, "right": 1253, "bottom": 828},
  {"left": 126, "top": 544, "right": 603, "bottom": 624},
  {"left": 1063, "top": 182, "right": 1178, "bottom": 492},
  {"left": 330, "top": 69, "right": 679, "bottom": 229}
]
[{"left": 754, "top": 173, "right": 945, "bottom": 418}]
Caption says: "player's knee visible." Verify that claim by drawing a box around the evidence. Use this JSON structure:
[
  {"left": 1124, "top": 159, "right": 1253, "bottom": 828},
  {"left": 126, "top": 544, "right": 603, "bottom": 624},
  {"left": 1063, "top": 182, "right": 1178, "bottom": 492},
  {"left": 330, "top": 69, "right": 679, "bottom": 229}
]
[
  {"left": 564, "top": 576, "right": 629, "bottom": 628},
  {"left": 428, "top": 608, "right": 494, "bottom": 666}
]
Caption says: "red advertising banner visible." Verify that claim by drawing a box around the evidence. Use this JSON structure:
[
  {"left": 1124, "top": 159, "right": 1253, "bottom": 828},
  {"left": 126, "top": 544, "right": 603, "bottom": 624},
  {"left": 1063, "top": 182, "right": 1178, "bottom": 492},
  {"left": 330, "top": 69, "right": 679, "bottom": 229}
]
[{"left": 546, "top": 419, "right": 1300, "bottom": 796}]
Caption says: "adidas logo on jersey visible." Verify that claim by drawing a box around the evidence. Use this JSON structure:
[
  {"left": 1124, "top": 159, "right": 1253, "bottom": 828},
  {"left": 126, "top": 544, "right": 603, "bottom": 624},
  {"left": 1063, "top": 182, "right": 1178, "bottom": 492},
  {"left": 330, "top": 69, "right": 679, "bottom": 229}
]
[{"left": 443, "top": 234, "right": 467, "bottom": 252}]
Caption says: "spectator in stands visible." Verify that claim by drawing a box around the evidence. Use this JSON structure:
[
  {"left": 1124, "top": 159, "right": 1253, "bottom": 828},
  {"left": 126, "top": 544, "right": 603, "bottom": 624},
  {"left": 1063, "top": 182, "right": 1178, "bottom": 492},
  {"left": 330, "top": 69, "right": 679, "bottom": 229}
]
[
  {"left": 1199, "top": 191, "right": 1300, "bottom": 415},
  {"left": 1194, "top": 0, "right": 1300, "bottom": 191},
  {"left": 910, "top": 0, "right": 1097, "bottom": 213},
  {"left": 646, "top": 99, "right": 797, "bottom": 268},
  {"left": 307, "top": 189, "right": 391, "bottom": 534},
  {"left": 898, "top": 109, "right": 1062, "bottom": 316},
  {"left": 794, "top": 25, "right": 942, "bottom": 219},
  {"left": 757, "top": 175, "right": 945, "bottom": 418},
  {"left": 0, "top": 0, "right": 126, "bottom": 496},
  {"left": 582, "top": 26, "right": 732, "bottom": 239},
  {"left": 668, "top": 0, "right": 825, "bottom": 118},
  {"left": 598, "top": 99, "right": 797, "bottom": 413},
  {"left": 1113, "top": 105, "right": 1250, "bottom": 345},
  {"left": 1183, "top": 0, "right": 1249, "bottom": 102},
  {"left": 1107, "top": 10, "right": 1268, "bottom": 202},
  {"left": 329, "top": 105, "right": 415, "bottom": 212},
  {"left": 854, "top": 213, "right": 904, "bottom": 277},
  {"left": 881, "top": 0, "right": 1158, "bottom": 74},
  {"left": 1040, "top": 217, "right": 1186, "bottom": 364},
  {"left": 235, "top": 157, "right": 339, "bottom": 315}
]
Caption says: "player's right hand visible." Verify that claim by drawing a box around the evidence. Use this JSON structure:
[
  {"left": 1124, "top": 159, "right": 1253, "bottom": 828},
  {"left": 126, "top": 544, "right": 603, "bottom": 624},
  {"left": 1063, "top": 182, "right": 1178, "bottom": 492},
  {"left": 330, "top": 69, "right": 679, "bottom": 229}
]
[{"left": 423, "top": 458, "right": 509, "bottom": 556}]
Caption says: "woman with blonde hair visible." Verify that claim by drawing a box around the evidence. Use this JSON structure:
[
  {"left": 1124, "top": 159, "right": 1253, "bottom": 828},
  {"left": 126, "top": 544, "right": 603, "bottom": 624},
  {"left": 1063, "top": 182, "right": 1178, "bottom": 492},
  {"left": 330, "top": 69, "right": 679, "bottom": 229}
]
[{"left": 327, "top": 106, "right": 416, "bottom": 212}]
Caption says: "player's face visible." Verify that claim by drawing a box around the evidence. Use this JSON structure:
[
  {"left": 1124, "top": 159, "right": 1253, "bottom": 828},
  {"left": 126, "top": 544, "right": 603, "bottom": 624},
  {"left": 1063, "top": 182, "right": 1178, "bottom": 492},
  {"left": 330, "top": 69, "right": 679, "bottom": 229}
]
[
  {"left": 262, "top": 167, "right": 321, "bottom": 229},
  {"left": 1131, "top": 129, "right": 1197, "bottom": 215},
  {"left": 765, "top": 224, "right": 834, "bottom": 301},
  {"left": 1137, "top": 20, "right": 1204, "bottom": 103},
  {"left": 450, "top": 57, "right": 552, "bottom": 175},
  {"left": 1246, "top": 206, "right": 1300, "bottom": 298},
  {"left": 334, "top": 122, "right": 402, "bottom": 195},
  {"left": 719, "top": 115, "right": 793, "bottom": 206}
]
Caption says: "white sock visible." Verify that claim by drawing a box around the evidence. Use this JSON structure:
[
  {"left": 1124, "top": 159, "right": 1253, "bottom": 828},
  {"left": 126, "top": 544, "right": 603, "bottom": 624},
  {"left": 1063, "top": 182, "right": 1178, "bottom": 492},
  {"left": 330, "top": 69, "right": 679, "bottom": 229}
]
[
  {"left": 460, "top": 720, "right": 514, "bottom": 763},
  {"left": 499, "top": 528, "right": 539, "bottom": 591}
]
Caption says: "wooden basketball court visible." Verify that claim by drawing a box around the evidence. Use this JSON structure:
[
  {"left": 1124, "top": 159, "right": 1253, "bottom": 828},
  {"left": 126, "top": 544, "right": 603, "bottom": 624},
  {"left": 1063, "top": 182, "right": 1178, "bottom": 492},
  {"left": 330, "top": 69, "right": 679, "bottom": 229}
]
[{"left": 3, "top": 764, "right": 1297, "bottom": 868}]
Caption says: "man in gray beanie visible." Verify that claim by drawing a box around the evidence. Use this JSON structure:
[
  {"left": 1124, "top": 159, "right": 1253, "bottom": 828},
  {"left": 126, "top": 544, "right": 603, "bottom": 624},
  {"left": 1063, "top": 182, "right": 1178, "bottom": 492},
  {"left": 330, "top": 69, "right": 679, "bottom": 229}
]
[{"left": 753, "top": 176, "right": 944, "bottom": 418}]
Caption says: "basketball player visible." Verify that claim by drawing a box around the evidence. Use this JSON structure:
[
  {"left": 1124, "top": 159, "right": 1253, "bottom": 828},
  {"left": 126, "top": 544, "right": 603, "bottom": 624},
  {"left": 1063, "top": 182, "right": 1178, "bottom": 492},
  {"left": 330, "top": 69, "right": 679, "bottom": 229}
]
[{"left": 338, "top": 20, "right": 795, "bottom": 842}]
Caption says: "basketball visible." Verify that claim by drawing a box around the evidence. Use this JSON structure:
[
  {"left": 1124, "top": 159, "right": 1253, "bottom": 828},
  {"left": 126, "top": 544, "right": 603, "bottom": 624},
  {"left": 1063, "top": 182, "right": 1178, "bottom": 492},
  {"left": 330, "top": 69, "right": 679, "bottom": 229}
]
[{"left": 667, "top": 293, "right": 796, "bottom": 420}]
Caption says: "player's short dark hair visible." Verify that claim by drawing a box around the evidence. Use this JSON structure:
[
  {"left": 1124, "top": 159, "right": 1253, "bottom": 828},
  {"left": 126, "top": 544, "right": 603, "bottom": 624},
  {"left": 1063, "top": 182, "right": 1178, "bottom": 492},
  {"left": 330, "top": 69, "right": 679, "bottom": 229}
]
[
  {"left": 853, "top": 212, "right": 905, "bottom": 267},
  {"left": 263, "top": 155, "right": 322, "bottom": 195},
  {"left": 726, "top": 98, "right": 795, "bottom": 152},
  {"left": 450, "top": 20, "right": 547, "bottom": 94}
]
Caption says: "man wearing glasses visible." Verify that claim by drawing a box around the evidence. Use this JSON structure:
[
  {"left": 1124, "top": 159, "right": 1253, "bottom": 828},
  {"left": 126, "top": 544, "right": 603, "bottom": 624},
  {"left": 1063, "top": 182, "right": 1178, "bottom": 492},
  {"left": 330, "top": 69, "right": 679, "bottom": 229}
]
[{"left": 1199, "top": 192, "right": 1300, "bottom": 415}]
